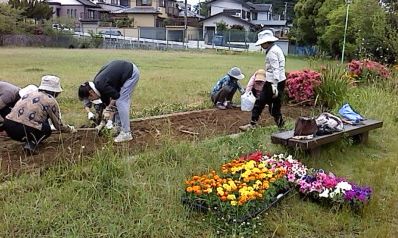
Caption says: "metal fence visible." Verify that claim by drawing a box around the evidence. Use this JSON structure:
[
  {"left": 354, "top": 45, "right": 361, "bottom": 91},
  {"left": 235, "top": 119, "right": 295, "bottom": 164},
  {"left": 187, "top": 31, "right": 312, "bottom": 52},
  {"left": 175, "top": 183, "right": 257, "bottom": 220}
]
[{"left": 1, "top": 27, "right": 292, "bottom": 54}]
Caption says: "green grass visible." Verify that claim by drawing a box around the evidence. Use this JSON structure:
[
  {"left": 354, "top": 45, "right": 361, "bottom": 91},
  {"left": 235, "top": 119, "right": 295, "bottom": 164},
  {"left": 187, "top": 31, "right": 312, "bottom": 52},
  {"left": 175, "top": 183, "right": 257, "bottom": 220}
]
[
  {"left": 0, "top": 48, "right": 397, "bottom": 237},
  {"left": 0, "top": 48, "right": 308, "bottom": 124}
]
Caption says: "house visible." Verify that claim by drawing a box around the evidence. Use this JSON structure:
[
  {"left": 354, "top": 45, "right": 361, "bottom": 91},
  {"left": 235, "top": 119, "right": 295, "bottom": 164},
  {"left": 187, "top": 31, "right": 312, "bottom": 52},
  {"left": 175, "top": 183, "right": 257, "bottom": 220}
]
[
  {"left": 112, "top": 0, "right": 180, "bottom": 27},
  {"left": 201, "top": 0, "right": 288, "bottom": 38},
  {"left": 47, "top": 0, "right": 105, "bottom": 24}
]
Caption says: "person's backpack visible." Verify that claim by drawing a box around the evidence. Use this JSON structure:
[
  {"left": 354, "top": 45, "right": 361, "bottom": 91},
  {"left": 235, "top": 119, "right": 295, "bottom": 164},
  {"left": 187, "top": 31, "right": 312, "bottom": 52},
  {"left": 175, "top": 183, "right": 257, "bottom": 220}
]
[
  {"left": 338, "top": 103, "right": 364, "bottom": 122},
  {"left": 315, "top": 112, "right": 344, "bottom": 136}
]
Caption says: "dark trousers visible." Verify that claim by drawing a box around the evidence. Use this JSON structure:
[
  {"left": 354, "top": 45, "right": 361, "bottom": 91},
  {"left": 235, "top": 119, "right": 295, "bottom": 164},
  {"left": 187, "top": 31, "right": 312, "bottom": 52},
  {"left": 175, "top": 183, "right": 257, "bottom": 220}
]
[
  {"left": 251, "top": 80, "right": 285, "bottom": 124},
  {"left": 0, "top": 107, "right": 12, "bottom": 131},
  {"left": 3, "top": 119, "right": 52, "bottom": 144},
  {"left": 211, "top": 85, "right": 237, "bottom": 104},
  {"left": 0, "top": 97, "right": 19, "bottom": 131}
]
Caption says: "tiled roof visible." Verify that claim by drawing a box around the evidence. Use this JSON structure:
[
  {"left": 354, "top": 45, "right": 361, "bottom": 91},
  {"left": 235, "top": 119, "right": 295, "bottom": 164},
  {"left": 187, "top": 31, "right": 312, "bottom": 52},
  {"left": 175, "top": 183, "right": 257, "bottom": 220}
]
[{"left": 113, "top": 6, "right": 160, "bottom": 14}]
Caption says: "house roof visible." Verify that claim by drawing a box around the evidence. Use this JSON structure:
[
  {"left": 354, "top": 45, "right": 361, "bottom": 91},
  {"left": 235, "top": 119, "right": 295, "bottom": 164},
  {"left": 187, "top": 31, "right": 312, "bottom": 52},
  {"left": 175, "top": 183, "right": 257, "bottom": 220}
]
[
  {"left": 98, "top": 3, "right": 127, "bottom": 12},
  {"left": 251, "top": 20, "right": 287, "bottom": 26},
  {"left": 77, "top": 0, "right": 98, "bottom": 7},
  {"left": 47, "top": 0, "right": 99, "bottom": 8},
  {"left": 246, "top": 3, "right": 272, "bottom": 12},
  {"left": 200, "top": 12, "right": 254, "bottom": 27},
  {"left": 112, "top": 6, "right": 160, "bottom": 14},
  {"left": 205, "top": 0, "right": 253, "bottom": 9}
]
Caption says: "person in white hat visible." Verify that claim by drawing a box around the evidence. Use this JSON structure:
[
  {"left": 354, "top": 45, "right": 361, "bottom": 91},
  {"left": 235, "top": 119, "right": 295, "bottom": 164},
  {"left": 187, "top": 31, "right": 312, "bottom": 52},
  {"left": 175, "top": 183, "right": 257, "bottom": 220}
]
[
  {"left": 240, "top": 30, "right": 286, "bottom": 131},
  {"left": 245, "top": 69, "right": 267, "bottom": 98},
  {"left": 3, "top": 75, "right": 76, "bottom": 153},
  {"left": 78, "top": 60, "right": 140, "bottom": 143},
  {"left": 210, "top": 67, "right": 245, "bottom": 110}
]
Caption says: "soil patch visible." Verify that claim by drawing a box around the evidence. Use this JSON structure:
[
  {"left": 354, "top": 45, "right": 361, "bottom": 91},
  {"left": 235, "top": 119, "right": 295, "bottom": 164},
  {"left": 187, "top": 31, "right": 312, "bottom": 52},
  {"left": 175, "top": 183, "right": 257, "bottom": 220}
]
[{"left": 0, "top": 106, "right": 309, "bottom": 178}]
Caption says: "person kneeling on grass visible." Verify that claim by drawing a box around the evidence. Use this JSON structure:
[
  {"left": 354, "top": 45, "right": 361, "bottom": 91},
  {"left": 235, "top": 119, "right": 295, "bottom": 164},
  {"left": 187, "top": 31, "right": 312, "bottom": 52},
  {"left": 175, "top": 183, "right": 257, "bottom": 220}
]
[
  {"left": 210, "top": 67, "right": 245, "bottom": 110},
  {"left": 78, "top": 60, "right": 140, "bottom": 143},
  {"left": 245, "top": 69, "right": 266, "bottom": 99},
  {"left": 3, "top": 75, "right": 77, "bottom": 153}
]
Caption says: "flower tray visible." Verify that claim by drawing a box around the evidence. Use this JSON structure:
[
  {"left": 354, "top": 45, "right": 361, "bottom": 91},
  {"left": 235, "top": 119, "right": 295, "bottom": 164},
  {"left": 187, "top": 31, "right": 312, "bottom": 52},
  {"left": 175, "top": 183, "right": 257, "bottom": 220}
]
[{"left": 182, "top": 187, "right": 292, "bottom": 223}]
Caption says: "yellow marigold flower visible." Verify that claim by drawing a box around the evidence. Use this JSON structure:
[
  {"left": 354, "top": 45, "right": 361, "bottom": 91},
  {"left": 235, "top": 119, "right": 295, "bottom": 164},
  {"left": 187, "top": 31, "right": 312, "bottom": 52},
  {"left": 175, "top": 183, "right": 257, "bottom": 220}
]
[
  {"left": 217, "top": 187, "right": 224, "bottom": 196},
  {"left": 222, "top": 183, "right": 231, "bottom": 191},
  {"left": 228, "top": 180, "right": 237, "bottom": 190},
  {"left": 231, "top": 201, "right": 238, "bottom": 206},
  {"left": 227, "top": 194, "right": 236, "bottom": 200},
  {"left": 205, "top": 188, "right": 213, "bottom": 194}
]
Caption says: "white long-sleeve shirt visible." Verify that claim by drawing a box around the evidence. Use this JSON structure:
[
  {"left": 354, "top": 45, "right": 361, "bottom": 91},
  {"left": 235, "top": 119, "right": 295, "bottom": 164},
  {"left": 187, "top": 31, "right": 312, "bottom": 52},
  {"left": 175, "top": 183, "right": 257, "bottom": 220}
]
[{"left": 265, "top": 44, "right": 286, "bottom": 84}]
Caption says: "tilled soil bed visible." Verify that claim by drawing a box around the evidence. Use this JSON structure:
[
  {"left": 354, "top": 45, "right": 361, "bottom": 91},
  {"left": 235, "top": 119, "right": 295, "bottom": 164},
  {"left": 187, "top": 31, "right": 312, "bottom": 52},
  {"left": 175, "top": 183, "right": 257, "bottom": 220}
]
[{"left": 0, "top": 106, "right": 309, "bottom": 178}]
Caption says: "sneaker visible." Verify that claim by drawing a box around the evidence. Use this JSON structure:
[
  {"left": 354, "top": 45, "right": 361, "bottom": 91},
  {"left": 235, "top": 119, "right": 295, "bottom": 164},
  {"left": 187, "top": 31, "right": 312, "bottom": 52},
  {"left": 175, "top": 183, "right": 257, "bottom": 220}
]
[
  {"left": 239, "top": 123, "right": 257, "bottom": 131},
  {"left": 224, "top": 101, "right": 233, "bottom": 109},
  {"left": 215, "top": 102, "right": 226, "bottom": 110},
  {"left": 114, "top": 131, "right": 133, "bottom": 143},
  {"left": 23, "top": 141, "right": 37, "bottom": 155}
]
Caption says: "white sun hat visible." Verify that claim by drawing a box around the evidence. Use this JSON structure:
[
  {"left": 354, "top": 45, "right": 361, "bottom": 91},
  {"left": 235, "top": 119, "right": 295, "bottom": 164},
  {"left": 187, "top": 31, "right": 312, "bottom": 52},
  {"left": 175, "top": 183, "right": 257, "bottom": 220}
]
[
  {"left": 19, "top": 84, "right": 38, "bottom": 97},
  {"left": 228, "top": 67, "right": 245, "bottom": 80},
  {"left": 255, "top": 30, "right": 279, "bottom": 46},
  {"left": 38, "top": 75, "right": 63, "bottom": 93}
]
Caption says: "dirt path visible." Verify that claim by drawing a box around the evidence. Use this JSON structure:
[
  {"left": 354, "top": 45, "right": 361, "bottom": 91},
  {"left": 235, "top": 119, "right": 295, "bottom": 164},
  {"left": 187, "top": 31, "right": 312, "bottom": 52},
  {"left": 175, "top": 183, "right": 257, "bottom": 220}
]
[{"left": 0, "top": 106, "right": 309, "bottom": 178}]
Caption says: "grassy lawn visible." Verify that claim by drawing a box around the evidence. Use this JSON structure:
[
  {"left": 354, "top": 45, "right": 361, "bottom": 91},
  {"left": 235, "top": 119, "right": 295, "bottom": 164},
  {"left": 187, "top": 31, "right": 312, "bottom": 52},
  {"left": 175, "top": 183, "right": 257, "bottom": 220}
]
[
  {"left": 0, "top": 48, "right": 397, "bottom": 237},
  {"left": 0, "top": 48, "right": 308, "bottom": 124}
]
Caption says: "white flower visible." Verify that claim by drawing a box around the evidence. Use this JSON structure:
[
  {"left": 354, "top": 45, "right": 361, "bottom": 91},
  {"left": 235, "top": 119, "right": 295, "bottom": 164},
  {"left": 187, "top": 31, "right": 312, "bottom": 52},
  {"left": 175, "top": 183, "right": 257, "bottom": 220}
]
[
  {"left": 319, "top": 189, "right": 330, "bottom": 198},
  {"left": 336, "top": 181, "right": 352, "bottom": 191}
]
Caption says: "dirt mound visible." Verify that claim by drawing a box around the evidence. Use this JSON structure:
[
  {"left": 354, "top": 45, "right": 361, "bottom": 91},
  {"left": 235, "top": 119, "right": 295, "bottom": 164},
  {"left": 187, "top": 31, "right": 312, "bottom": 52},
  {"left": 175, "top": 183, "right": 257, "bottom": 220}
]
[{"left": 0, "top": 106, "right": 309, "bottom": 178}]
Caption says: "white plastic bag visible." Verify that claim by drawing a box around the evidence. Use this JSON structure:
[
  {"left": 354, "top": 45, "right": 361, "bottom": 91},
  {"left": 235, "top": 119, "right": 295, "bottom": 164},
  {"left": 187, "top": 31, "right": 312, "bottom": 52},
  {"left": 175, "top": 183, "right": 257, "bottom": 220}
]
[{"left": 240, "top": 92, "right": 256, "bottom": 111}]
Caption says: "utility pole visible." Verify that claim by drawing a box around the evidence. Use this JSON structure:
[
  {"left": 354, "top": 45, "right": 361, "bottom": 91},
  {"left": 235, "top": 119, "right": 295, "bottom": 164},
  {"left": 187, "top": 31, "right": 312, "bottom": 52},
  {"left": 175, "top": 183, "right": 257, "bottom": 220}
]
[
  {"left": 184, "top": 0, "right": 188, "bottom": 44},
  {"left": 284, "top": 2, "right": 288, "bottom": 20},
  {"left": 341, "top": 0, "right": 352, "bottom": 63}
]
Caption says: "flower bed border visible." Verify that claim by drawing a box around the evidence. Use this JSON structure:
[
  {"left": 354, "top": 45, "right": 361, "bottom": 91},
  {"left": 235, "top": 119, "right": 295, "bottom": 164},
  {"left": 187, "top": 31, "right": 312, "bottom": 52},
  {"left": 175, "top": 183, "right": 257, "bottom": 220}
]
[{"left": 181, "top": 187, "right": 292, "bottom": 223}]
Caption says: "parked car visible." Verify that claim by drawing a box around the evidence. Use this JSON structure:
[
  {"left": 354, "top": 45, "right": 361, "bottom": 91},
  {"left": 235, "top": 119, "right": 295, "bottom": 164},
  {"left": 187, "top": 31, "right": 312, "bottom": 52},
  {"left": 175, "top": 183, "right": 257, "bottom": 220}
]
[
  {"left": 52, "top": 23, "right": 73, "bottom": 32},
  {"left": 99, "top": 30, "right": 123, "bottom": 37}
]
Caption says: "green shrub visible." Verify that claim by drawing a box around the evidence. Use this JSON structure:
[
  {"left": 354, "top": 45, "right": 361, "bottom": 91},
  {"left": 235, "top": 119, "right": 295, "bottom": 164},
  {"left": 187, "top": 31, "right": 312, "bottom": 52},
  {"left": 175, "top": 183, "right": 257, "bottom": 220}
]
[{"left": 315, "top": 64, "right": 349, "bottom": 110}]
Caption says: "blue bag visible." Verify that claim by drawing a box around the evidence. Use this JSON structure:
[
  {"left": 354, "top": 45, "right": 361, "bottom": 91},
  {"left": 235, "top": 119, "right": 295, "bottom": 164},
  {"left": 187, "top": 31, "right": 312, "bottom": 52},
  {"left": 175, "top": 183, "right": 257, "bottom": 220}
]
[{"left": 338, "top": 103, "right": 364, "bottom": 122}]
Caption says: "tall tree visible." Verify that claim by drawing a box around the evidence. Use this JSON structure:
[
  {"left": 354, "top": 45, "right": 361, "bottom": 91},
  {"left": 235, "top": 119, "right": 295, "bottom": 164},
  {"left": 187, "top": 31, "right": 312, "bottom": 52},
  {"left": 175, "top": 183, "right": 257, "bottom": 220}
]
[
  {"left": 8, "top": 0, "right": 52, "bottom": 21},
  {"left": 291, "top": 0, "right": 325, "bottom": 45},
  {"left": 0, "top": 3, "right": 22, "bottom": 35}
]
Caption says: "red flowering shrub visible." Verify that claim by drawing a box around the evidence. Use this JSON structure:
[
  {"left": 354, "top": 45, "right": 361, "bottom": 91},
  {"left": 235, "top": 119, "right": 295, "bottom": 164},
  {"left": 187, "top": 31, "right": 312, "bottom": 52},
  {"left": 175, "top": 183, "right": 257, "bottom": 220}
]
[
  {"left": 348, "top": 59, "right": 390, "bottom": 83},
  {"left": 286, "top": 69, "right": 321, "bottom": 103}
]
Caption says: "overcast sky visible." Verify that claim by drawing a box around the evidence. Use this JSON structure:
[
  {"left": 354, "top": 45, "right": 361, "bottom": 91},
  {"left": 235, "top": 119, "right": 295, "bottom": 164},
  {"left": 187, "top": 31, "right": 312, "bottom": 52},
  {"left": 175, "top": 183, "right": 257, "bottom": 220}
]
[{"left": 187, "top": 0, "right": 200, "bottom": 6}]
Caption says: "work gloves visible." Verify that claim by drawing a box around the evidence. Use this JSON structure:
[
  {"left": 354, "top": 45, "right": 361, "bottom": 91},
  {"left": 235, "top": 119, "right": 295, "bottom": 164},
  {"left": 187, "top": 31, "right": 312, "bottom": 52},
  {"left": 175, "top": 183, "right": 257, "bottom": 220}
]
[
  {"left": 87, "top": 111, "right": 95, "bottom": 120},
  {"left": 102, "top": 106, "right": 116, "bottom": 121},
  {"left": 67, "top": 125, "right": 77, "bottom": 133},
  {"left": 271, "top": 84, "right": 278, "bottom": 98}
]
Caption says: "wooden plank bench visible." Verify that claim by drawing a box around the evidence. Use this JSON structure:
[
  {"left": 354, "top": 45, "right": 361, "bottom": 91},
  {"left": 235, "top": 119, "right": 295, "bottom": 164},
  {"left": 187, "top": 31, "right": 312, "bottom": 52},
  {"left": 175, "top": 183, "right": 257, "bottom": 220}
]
[{"left": 271, "top": 119, "right": 383, "bottom": 156}]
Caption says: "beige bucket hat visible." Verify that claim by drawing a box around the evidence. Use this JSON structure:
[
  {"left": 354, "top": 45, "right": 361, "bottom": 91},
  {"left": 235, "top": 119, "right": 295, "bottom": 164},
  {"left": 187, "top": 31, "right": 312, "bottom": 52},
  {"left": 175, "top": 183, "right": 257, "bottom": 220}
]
[{"left": 38, "top": 75, "right": 63, "bottom": 93}]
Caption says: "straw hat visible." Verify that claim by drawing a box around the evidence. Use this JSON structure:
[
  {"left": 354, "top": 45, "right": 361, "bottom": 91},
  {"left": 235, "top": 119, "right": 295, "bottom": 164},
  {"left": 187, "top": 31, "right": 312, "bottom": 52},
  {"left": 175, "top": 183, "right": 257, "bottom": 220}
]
[
  {"left": 38, "top": 75, "right": 62, "bottom": 93},
  {"left": 228, "top": 67, "right": 245, "bottom": 80},
  {"left": 255, "top": 30, "right": 278, "bottom": 46},
  {"left": 254, "top": 69, "right": 266, "bottom": 82},
  {"left": 19, "top": 84, "right": 38, "bottom": 97}
]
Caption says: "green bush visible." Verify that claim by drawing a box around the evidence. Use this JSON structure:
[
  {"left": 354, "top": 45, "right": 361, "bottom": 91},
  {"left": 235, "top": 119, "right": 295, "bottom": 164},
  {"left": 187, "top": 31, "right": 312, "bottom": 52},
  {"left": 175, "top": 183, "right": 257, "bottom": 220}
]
[{"left": 315, "top": 64, "right": 349, "bottom": 110}]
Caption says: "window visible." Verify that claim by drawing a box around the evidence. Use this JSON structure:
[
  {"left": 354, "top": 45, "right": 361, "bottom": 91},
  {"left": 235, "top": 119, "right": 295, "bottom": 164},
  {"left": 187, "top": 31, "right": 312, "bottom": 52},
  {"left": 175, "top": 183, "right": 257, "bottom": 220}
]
[
  {"left": 67, "top": 9, "right": 70, "bottom": 17},
  {"left": 137, "top": 0, "right": 152, "bottom": 6},
  {"left": 158, "top": 0, "right": 165, "bottom": 7},
  {"left": 252, "top": 12, "right": 257, "bottom": 20},
  {"left": 74, "top": 9, "right": 77, "bottom": 18}
]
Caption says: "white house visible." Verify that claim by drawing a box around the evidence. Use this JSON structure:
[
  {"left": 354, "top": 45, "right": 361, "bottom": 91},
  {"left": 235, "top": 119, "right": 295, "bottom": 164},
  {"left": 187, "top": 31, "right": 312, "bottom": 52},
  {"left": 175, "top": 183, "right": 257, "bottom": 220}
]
[{"left": 201, "top": 0, "right": 281, "bottom": 36}]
